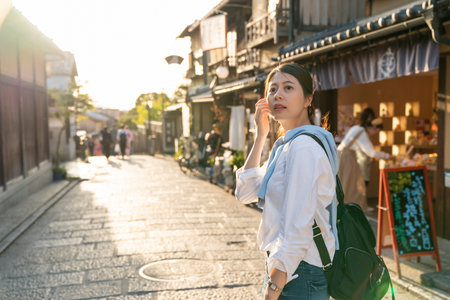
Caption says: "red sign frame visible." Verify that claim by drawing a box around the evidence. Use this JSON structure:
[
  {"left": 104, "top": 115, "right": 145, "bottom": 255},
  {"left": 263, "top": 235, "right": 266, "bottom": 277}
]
[{"left": 377, "top": 166, "right": 441, "bottom": 277}]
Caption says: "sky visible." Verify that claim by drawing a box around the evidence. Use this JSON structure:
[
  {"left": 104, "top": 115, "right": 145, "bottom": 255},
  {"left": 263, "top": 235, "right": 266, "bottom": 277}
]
[{"left": 11, "top": 0, "right": 222, "bottom": 110}]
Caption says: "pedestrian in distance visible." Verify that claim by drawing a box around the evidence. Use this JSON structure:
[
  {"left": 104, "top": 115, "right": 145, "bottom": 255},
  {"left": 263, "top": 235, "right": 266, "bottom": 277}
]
[
  {"left": 124, "top": 125, "right": 133, "bottom": 157},
  {"left": 86, "top": 135, "right": 94, "bottom": 156},
  {"left": 93, "top": 138, "right": 102, "bottom": 156},
  {"left": 117, "top": 125, "right": 128, "bottom": 159},
  {"left": 337, "top": 107, "right": 392, "bottom": 212},
  {"left": 235, "top": 63, "right": 339, "bottom": 300},
  {"left": 101, "top": 127, "right": 113, "bottom": 160}
]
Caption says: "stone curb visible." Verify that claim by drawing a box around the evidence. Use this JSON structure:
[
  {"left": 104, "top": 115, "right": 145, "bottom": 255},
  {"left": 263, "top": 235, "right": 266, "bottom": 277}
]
[{"left": 0, "top": 179, "right": 79, "bottom": 255}]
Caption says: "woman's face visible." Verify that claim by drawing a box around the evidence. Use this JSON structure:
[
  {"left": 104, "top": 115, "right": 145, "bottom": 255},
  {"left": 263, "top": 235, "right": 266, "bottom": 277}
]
[{"left": 266, "top": 71, "right": 312, "bottom": 130}]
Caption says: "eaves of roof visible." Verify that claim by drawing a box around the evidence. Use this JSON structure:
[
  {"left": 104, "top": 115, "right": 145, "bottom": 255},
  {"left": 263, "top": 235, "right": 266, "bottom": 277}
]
[
  {"left": 213, "top": 72, "right": 268, "bottom": 94},
  {"left": 187, "top": 85, "right": 211, "bottom": 97},
  {"left": 277, "top": 0, "right": 449, "bottom": 62},
  {"left": 2, "top": 8, "right": 64, "bottom": 56},
  {"left": 83, "top": 111, "right": 113, "bottom": 122},
  {"left": 164, "top": 103, "right": 185, "bottom": 112}
]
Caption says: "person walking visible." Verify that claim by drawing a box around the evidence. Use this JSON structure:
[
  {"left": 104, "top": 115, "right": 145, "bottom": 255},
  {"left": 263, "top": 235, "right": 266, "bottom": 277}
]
[
  {"left": 101, "top": 127, "right": 113, "bottom": 160},
  {"left": 124, "top": 125, "right": 133, "bottom": 157},
  {"left": 235, "top": 63, "right": 339, "bottom": 300},
  {"left": 337, "top": 107, "right": 391, "bottom": 211},
  {"left": 117, "top": 125, "right": 128, "bottom": 159}
]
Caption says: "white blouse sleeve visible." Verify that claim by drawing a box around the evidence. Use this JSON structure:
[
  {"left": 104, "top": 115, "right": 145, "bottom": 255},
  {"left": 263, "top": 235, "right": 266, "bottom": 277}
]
[
  {"left": 266, "top": 138, "right": 332, "bottom": 283},
  {"left": 355, "top": 130, "right": 390, "bottom": 160},
  {"left": 234, "top": 163, "right": 266, "bottom": 204}
]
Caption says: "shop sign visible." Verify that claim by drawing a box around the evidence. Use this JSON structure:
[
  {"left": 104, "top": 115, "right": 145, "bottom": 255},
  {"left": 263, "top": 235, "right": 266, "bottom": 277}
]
[
  {"left": 378, "top": 47, "right": 396, "bottom": 79},
  {"left": 200, "top": 14, "right": 227, "bottom": 51},
  {"left": 378, "top": 166, "right": 442, "bottom": 276}
]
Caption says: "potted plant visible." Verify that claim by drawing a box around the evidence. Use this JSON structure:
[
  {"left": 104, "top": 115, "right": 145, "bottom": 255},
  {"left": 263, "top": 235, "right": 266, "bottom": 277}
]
[
  {"left": 52, "top": 165, "right": 67, "bottom": 181},
  {"left": 231, "top": 150, "right": 244, "bottom": 171}
]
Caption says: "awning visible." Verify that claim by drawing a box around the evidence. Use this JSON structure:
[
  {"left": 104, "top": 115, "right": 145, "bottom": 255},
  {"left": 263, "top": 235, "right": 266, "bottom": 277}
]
[
  {"left": 312, "top": 32, "right": 439, "bottom": 90},
  {"left": 190, "top": 91, "right": 214, "bottom": 103},
  {"left": 164, "top": 103, "right": 184, "bottom": 112},
  {"left": 213, "top": 73, "right": 268, "bottom": 94}
]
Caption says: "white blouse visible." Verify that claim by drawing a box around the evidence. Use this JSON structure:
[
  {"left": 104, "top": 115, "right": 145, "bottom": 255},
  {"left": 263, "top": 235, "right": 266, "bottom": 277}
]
[
  {"left": 235, "top": 135, "right": 336, "bottom": 283},
  {"left": 337, "top": 125, "right": 390, "bottom": 160}
]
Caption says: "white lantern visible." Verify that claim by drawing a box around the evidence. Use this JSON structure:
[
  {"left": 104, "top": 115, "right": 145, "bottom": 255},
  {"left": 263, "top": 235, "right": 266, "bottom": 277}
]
[{"left": 216, "top": 65, "right": 229, "bottom": 79}]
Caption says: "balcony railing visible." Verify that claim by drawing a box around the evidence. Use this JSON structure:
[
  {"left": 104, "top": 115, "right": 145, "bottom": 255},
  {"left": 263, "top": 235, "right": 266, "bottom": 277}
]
[
  {"left": 246, "top": 8, "right": 289, "bottom": 48},
  {"left": 236, "top": 48, "right": 261, "bottom": 74}
]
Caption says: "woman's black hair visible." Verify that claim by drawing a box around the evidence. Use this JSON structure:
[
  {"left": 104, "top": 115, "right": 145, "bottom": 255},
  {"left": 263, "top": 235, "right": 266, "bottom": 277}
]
[
  {"left": 264, "top": 63, "right": 324, "bottom": 131},
  {"left": 359, "top": 107, "right": 376, "bottom": 128}
]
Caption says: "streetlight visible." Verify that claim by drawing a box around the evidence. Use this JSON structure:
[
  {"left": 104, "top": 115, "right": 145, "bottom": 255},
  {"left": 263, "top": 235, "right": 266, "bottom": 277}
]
[{"left": 145, "top": 101, "right": 154, "bottom": 156}]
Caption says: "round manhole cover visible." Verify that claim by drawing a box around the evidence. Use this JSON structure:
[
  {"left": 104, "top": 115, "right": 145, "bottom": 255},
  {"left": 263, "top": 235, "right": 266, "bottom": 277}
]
[{"left": 138, "top": 259, "right": 219, "bottom": 282}]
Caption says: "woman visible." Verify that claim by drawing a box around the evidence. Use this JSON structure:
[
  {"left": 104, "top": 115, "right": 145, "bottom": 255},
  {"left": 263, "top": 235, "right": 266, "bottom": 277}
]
[
  {"left": 337, "top": 107, "right": 391, "bottom": 211},
  {"left": 235, "top": 63, "right": 339, "bottom": 300},
  {"left": 101, "top": 127, "right": 113, "bottom": 160}
]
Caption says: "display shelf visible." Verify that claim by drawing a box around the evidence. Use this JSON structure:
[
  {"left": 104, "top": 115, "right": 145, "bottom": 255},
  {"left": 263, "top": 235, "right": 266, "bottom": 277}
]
[
  {"left": 392, "top": 116, "right": 406, "bottom": 131},
  {"left": 392, "top": 145, "right": 406, "bottom": 156},
  {"left": 379, "top": 130, "right": 393, "bottom": 146},
  {"left": 379, "top": 102, "right": 394, "bottom": 117},
  {"left": 405, "top": 130, "right": 417, "bottom": 144},
  {"left": 381, "top": 117, "right": 393, "bottom": 131},
  {"left": 353, "top": 103, "right": 368, "bottom": 118},
  {"left": 376, "top": 100, "right": 435, "bottom": 157},
  {"left": 405, "top": 101, "right": 420, "bottom": 117},
  {"left": 393, "top": 131, "right": 405, "bottom": 145}
]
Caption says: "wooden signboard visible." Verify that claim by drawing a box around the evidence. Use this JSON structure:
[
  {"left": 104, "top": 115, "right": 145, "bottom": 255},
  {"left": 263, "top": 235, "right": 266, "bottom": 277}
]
[{"left": 377, "top": 166, "right": 441, "bottom": 277}]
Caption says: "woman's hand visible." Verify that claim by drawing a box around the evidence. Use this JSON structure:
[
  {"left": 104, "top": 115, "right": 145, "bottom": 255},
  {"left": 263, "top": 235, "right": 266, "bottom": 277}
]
[
  {"left": 264, "top": 268, "right": 286, "bottom": 300},
  {"left": 255, "top": 98, "right": 271, "bottom": 138},
  {"left": 264, "top": 287, "right": 280, "bottom": 300},
  {"left": 242, "top": 98, "right": 271, "bottom": 170}
]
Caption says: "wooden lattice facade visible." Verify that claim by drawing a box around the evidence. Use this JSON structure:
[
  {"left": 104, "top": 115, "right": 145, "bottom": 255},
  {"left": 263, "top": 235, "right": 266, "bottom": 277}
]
[{"left": 0, "top": 8, "right": 62, "bottom": 194}]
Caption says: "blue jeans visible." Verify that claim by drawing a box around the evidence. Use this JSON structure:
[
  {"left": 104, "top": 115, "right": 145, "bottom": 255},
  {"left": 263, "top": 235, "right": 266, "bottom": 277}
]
[{"left": 261, "top": 261, "right": 329, "bottom": 300}]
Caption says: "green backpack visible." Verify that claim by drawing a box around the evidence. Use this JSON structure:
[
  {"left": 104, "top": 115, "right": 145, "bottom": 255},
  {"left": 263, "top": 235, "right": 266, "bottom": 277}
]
[{"left": 303, "top": 133, "right": 394, "bottom": 300}]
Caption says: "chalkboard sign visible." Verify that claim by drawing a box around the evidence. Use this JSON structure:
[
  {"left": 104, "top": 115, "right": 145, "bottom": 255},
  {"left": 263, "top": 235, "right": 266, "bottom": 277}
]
[
  {"left": 386, "top": 168, "right": 434, "bottom": 255},
  {"left": 377, "top": 166, "right": 441, "bottom": 276}
]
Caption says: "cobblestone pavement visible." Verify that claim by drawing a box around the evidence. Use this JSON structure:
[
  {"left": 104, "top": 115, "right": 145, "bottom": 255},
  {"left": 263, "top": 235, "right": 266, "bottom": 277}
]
[{"left": 0, "top": 155, "right": 420, "bottom": 299}]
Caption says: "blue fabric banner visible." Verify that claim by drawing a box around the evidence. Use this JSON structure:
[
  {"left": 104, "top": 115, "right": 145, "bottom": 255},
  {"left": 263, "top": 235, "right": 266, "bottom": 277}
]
[
  {"left": 348, "top": 33, "right": 439, "bottom": 85},
  {"left": 313, "top": 57, "right": 351, "bottom": 91},
  {"left": 313, "top": 33, "right": 439, "bottom": 90}
]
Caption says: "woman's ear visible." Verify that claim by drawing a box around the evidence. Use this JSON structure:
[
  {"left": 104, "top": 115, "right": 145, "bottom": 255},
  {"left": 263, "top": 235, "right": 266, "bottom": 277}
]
[{"left": 304, "top": 95, "right": 313, "bottom": 108}]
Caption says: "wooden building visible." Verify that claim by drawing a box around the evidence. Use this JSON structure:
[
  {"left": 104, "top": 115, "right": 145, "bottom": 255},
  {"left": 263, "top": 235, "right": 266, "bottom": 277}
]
[{"left": 0, "top": 7, "right": 63, "bottom": 208}]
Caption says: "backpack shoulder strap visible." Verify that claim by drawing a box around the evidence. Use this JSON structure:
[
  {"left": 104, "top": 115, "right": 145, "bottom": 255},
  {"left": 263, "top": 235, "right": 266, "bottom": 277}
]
[
  {"left": 313, "top": 220, "right": 333, "bottom": 272},
  {"left": 299, "top": 133, "right": 344, "bottom": 206}
]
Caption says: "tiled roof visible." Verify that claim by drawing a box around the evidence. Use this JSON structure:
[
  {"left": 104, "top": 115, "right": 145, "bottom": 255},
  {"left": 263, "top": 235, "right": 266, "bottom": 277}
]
[{"left": 277, "top": 0, "right": 448, "bottom": 61}]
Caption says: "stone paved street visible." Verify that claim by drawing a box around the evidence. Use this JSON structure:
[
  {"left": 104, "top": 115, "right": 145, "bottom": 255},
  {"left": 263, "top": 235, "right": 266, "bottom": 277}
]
[{"left": 0, "top": 155, "right": 420, "bottom": 299}]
